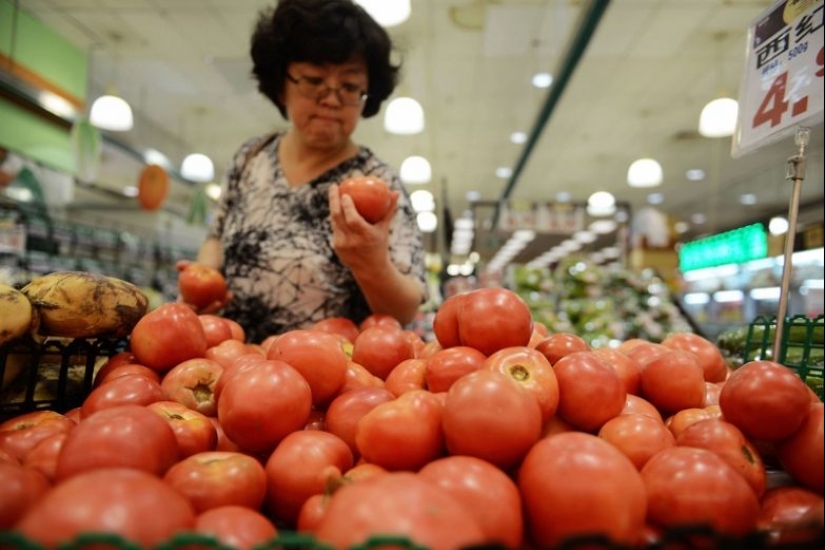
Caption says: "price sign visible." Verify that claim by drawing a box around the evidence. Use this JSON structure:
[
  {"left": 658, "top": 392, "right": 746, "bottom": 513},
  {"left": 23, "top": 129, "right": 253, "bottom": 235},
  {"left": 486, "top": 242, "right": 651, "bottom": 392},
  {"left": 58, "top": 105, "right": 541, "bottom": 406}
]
[{"left": 732, "top": 0, "right": 824, "bottom": 158}]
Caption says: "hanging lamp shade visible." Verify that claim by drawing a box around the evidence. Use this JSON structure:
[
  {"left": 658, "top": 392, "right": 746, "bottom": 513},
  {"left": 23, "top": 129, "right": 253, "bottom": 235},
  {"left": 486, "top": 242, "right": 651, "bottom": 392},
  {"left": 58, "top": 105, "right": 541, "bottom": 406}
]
[
  {"left": 384, "top": 97, "right": 425, "bottom": 135},
  {"left": 627, "top": 158, "right": 663, "bottom": 188},
  {"left": 400, "top": 155, "right": 432, "bottom": 184},
  {"left": 89, "top": 93, "right": 134, "bottom": 131},
  {"left": 698, "top": 97, "right": 739, "bottom": 138},
  {"left": 354, "top": 0, "right": 410, "bottom": 27},
  {"left": 137, "top": 164, "right": 170, "bottom": 211},
  {"left": 181, "top": 153, "right": 215, "bottom": 182}
]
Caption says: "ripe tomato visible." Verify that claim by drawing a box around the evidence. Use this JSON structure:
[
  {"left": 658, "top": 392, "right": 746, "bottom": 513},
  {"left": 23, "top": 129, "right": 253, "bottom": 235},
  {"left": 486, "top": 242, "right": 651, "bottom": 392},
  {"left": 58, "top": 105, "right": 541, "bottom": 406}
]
[
  {"left": 16, "top": 468, "right": 196, "bottom": 547},
  {"left": 519, "top": 432, "right": 647, "bottom": 548},
  {"left": 426, "top": 346, "right": 486, "bottom": 393},
  {"left": 163, "top": 451, "right": 267, "bottom": 513},
  {"left": 442, "top": 370, "right": 541, "bottom": 471},
  {"left": 776, "top": 403, "right": 824, "bottom": 493},
  {"left": 383, "top": 358, "right": 428, "bottom": 396},
  {"left": 268, "top": 329, "right": 348, "bottom": 407},
  {"left": 338, "top": 176, "right": 392, "bottom": 223},
  {"left": 483, "top": 346, "right": 559, "bottom": 424},
  {"left": 315, "top": 472, "right": 485, "bottom": 549},
  {"left": 213, "top": 353, "right": 268, "bottom": 402},
  {"left": 351, "top": 326, "right": 415, "bottom": 380},
  {"left": 623, "top": 340, "right": 669, "bottom": 367},
  {"left": 358, "top": 312, "right": 403, "bottom": 332},
  {"left": 419, "top": 455, "right": 524, "bottom": 548},
  {"left": 553, "top": 351, "right": 626, "bottom": 432},
  {"left": 456, "top": 288, "right": 533, "bottom": 356},
  {"left": 312, "top": 316, "right": 361, "bottom": 344},
  {"left": 130, "top": 303, "right": 209, "bottom": 372},
  {"left": 719, "top": 360, "right": 812, "bottom": 442},
  {"left": 432, "top": 292, "right": 464, "bottom": 348},
  {"left": 662, "top": 332, "right": 729, "bottom": 383},
  {"left": 80, "top": 373, "right": 165, "bottom": 419},
  {"left": 675, "top": 418, "right": 767, "bottom": 497},
  {"left": 178, "top": 263, "right": 228, "bottom": 310},
  {"left": 703, "top": 381, "right": 723, "bottom": 407},
  {"left": 598, "top": 413, "right": 675, "bottom": 470},
  {"left": 0, "top": 410, "right": 75, "bottom": 463},
  {"left": 198, "top": 314, "right": 233, "bottom": 347},
  {"left": 594, "top": 348, "right": 643, "bottom": 396},
  {"left": 147, "top": 401, "right": 218, "bottom": 459},
  {"left": 160, "top": 357, "right": 224, "bottom": 417},
  {"left": 193, "top": 505, "right": 278, "bottom": 550},
  {"left": 336, "top": 359, "right": 385, "bottom": 395},
  {"left": 22, "top": 431, "right": 66, "bottom": 482},
  {"left": 265, "top": 430, "right": 353, "bottom": 525},
  {"left": 355, "top": 389, "right": 444, "bottom": 471},
  {"left": 757, "top": 486, "right": 825, "bottom": 540},
  {"left": 534, "top": 332, "right": 590, "bottom": 365},
  {"left": 217, "top": 360, "right": 312, "bottom": 455},
  {"left": 621, "top": 394, "right": 664, "bottom": 423},
  {"left": 641, "top": 446, "right": 760, "bottom": 535},
  {"left": 0, "top": 462, "right": 51, "bottom": 528},
  {"left": 640, "top": 350, "right": 706, "bottom": 415},
  {"left": 94, "top": 362, "right": 161, "bottom": 388},
  {"left": 56, "top": 404, "right": 179, "bottom": 480},
  {"left": 665, "top": 405, "right": 723, "bottom": 438},
  {"left": 325, "top": 387, "right": 395, "bottom": 458},
  {"left": 205, "top": 338, "right": 256, "bottom": 370}
]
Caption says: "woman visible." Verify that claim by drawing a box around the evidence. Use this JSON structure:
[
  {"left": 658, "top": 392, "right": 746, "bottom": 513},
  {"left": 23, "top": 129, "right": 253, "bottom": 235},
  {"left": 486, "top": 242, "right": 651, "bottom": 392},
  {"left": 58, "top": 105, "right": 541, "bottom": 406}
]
[{"left": 183, "top": 0, "right": 428, "bottom": 344}]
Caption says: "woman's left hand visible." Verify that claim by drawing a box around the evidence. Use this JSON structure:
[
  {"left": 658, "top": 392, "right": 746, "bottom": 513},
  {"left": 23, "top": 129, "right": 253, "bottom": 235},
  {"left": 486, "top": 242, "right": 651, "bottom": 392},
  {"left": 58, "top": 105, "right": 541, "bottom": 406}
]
[{"left": 328, "top": 184, "right": 398, "bottom": 270}]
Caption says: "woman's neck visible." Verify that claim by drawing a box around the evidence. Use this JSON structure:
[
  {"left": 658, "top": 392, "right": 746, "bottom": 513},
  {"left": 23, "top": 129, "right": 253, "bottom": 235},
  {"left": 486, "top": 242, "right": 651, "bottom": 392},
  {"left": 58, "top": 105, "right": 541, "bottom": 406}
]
[{"left": 279, "top": 131, "right": 358, "bottom": 187}]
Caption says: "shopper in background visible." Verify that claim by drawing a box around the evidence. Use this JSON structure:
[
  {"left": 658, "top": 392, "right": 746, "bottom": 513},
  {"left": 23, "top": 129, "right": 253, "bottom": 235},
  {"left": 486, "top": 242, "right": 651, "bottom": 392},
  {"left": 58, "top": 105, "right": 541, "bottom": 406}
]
[{"left": 178, "top": 0, "right": 428, "bottom": 344}]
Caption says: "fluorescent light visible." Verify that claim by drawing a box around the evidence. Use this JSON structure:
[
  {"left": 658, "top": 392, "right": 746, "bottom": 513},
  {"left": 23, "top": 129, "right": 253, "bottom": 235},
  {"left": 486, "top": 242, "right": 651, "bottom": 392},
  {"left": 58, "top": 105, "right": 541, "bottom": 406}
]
[
  {"left": 739, "top": 194, "right": 757, "bottom": 205},
  {"left": 802, "top": 279, "right": 824, "bottom": 290},
  {"left": 684, "top": 292, "right": 710, "bottom": 305},
  {"left": 647, "top": 193, "right": 664, "bottom": 205},
  {"left": 510, "top": 132, "right": 527, "bottom": 144},
  {"left": 750, "top": 287, "right": 781, "bottom": 301},
  {"left": 713, "top": 289, "right": 744, "bottom": 303},
  {"left": 699, "top": 97, "right": 738, "bottom": 138},
  {"left": 495, "top": 167, "right": 512, "bottom": 179},
  {"left": 384, "top": 97, "right": 424, "bottom": 134},
  {"left": 682, "top": 264, "right": 739, "bottom": 282},
  {"left": 531, "top": 72, "right": 553, "bottom": 88},
  {"left": 685, "top": 169, "right": 706, "bottom": 181}
]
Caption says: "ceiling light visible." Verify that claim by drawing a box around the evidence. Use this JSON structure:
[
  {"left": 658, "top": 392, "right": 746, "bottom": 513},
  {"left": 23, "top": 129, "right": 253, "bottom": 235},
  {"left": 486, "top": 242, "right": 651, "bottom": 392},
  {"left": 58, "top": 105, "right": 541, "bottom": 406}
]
[
  {"left": 647, "top": 193, "right": 664, "bottom": 205},
  {"left": 465, "top": 190, "right": 480, "bottom": 202},
  {"left": 495, "top": 167, "right": 512, "bottom": 179},
  {"left": 181, "top": 153, "right": 215, "bottom": 182},
  {"left": 353, "top": 0, "right": 410, "bottom": 27},
  {"left": 769, "top": 216, "right": 789, "bottom": 235},
  {"left": 39, "top": 91, "right": 77, "bottom": 119},
  {"left": 589, "top": 220, "right": 617, "bottom": 234},
  {"left": 574, "top": 230, "right": 597, "bottom": 243},
  {"left": 89, "top": 93, "right": 134, "bottom": 131},
  {"left": 698, "top": 97, "right": 739, "bottom": 138},
  {"left": 587, "top": 191, "right": 616, "bottom": 217},
  {"left": 144, "top": 149, "right": 172, "bottom": 170},
  {"left": 674, "top": 221, "right": 690, "bottom": 234},
  {"left": 739, "top": 193, "right": 757, "bottom": 205},
  {"left": 531, "top": 72, "right": 553, "bottom": 88},
  {"left": 205, "top": 183, "right": 222, "bottom": 201},
  {"left": 556, "top": 191, "right": 572, "bottom": 203},
  {"left": 627, "top": 158, "right": 663, "bottom": 188},
  {"left": 384, "top": 97, "right": 424, "bottom": 135},
  {"left": 416, "top": 211, "right": 438, "bottom": 233},
  {"left": 122, "top": 186, "right": 138, "bottom": 198},
  {"left": 399, "top": 155, "right": 432, "bottom": 184},
  {"left": 691, "top": 213, "right": 707, "bottom": 225},
  {"left": 410, "top": 189, "right": 435, "bottom": 212},
  {"left": 685, "top": 168, "right": 706, "bottom": 181},
  {"left": 510, "top": 132, "right": 527, "bottom": 144}
]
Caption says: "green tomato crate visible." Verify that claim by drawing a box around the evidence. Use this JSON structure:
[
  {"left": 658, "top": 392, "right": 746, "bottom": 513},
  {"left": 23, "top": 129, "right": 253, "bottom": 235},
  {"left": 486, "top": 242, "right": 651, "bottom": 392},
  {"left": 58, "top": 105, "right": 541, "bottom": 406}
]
[{"left": 743, "top": 314, "right": 825, "bottom": 401}]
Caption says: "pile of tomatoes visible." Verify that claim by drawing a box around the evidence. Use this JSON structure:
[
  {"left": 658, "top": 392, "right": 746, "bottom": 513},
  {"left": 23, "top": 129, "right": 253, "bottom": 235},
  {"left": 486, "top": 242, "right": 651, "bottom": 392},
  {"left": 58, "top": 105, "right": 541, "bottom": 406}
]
[{"left": 1, "top": 287, "right": 823, "bottom": 550}]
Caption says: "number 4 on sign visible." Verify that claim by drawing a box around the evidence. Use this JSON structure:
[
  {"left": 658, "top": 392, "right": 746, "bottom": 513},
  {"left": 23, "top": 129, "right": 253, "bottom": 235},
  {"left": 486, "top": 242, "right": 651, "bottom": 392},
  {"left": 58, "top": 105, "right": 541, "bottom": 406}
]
[{"left": 754, "top": 47, "right": 824, "bottom": 129}]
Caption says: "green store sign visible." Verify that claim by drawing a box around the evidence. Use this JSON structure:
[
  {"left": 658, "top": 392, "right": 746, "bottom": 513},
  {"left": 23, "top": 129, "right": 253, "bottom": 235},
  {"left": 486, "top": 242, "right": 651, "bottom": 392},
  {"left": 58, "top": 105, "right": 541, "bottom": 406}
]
[{"left": 679, "top": 223, "right": 769, "bottom": 272}]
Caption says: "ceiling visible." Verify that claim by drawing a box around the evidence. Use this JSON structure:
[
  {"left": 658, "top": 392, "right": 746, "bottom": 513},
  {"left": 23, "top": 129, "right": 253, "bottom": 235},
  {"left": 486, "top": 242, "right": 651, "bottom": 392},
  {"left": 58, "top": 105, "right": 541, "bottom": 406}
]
[{"left": 10, "top": 0, "right": 825, "bottom": 266}]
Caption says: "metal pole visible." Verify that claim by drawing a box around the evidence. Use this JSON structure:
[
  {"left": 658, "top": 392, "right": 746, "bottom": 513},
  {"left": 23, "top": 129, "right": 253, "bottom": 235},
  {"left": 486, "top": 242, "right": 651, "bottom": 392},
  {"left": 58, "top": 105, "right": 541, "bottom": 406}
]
[{"left": 772, "top": 127, "right": 809, "bottom": 361}]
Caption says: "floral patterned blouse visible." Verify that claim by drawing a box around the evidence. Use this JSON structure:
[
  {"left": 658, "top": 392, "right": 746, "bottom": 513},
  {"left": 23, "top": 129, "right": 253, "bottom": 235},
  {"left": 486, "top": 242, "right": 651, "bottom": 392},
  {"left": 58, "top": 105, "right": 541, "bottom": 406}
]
[{"left": 208, "top": 132, "right": 427, "bottom": 344}]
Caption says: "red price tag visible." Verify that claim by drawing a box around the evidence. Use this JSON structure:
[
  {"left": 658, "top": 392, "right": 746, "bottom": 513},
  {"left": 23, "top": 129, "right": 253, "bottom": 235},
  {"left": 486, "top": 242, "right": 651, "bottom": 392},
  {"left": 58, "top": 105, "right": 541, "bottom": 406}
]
[{"left": 733, "top": 0, "right": 824, "bottom": 157}]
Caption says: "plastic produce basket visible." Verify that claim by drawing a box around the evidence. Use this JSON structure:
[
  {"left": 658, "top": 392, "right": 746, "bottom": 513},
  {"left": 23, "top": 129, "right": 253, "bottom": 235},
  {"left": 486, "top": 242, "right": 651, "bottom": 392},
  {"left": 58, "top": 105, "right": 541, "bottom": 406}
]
[
  {"left": 743, "top": 314, "right": 825, "bottom": 400},
  {"left": 0, "top": 336, "right": 127, "bottom": 420}
]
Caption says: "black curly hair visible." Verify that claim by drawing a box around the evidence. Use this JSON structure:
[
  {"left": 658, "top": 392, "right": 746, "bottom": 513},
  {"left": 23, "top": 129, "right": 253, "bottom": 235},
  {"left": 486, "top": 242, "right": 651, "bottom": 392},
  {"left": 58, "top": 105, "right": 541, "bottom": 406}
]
[{"left": 250, "top": 0, "right": 401, "bottom": 119}]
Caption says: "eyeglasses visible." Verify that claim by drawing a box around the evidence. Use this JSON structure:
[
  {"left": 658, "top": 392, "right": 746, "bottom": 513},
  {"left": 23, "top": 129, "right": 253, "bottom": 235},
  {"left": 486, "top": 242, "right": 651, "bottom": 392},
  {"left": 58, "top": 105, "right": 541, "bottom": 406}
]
[{"left": 286, "top": 74, "right": 368, "bottom": 106}]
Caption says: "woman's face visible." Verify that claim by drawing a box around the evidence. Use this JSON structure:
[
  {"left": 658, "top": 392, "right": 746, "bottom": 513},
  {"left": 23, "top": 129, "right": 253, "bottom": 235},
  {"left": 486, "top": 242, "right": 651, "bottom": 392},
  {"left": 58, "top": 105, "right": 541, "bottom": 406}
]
[{"left": 283, "top": 59, "right": 368, "bottom": 150}]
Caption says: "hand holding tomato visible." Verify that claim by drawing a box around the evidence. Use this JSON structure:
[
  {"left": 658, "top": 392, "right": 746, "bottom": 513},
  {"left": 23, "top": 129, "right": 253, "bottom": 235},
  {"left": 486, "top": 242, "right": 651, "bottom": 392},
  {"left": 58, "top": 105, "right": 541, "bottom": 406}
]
[
  {"left": 176, "top": 261, "right": 232, "bottom": 313},
  {"left": 327, "top": 184, "right": 398, "bottom": 272},
  {"left": 337, "top": 176, "right": 393, "bottom": 224}
]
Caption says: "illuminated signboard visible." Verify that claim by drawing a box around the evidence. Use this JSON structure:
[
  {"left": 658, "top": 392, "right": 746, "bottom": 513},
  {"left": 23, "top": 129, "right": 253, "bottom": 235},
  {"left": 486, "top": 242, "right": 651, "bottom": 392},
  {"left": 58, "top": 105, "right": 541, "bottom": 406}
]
[{"left": 679, "top": 223, "right": 769, "bottom": 272}]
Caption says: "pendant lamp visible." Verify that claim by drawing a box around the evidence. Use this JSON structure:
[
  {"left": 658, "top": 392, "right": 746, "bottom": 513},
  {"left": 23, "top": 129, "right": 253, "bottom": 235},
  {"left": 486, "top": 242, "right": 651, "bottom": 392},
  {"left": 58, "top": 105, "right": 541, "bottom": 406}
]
[
  {"left": 698, "top": 97, "right": 738, "bottom": 138},
  {"left": 89, "top": 89, "right": 134, "bottom": 132}
]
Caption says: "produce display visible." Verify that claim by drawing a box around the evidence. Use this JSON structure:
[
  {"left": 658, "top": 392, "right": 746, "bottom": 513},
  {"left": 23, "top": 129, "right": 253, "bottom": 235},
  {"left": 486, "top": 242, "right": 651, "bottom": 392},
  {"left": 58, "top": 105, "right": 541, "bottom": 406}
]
[{"left": 0, "top": 271, "right": 823, "bottom": 549}]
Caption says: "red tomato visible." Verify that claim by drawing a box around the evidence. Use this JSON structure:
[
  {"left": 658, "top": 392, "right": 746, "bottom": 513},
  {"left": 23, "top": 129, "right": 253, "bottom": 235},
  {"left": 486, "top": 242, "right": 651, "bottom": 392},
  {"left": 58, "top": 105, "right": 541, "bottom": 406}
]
[
  {"left": 640, "top": 350, "right": 706, "bottom": 415},
  {"left": 209, "top": 418, "right": 241, "bottom": 453},
  {"left": 147, "top": 401, "right": 218, "bottom": 459},
  {"left": 267, "top": 329, "right": 348, "bottom": 407},
  {"left": 163, "top": 451, "right": 267, "bottom": 513},
  {"left": 757, "top": 486, "right": 825, "bottom": 541},
  {"left": 213, "top": 353, "right": 268, "bottom": 402},
  {"left": 205, "top": 338, "right": 258, "bottom": 370},
  {"left": 535, "top": 332, "right": 590, "bottom": 365},
  {"left": 432, "top": 293, "right": 463, "bottom": 348},
  {"left": 217, "top": 360, "right": 312, "bottom": 454},
  {"left": 338, "top": 176, "right": 392, "bottom": 223},
  {"left": 483, "top": 346, "right": 559, "bottom": 424},
  {"left": 297, "top": 492, "right": 328, "bottom": 532},
  {"left": 519, "top": 432, "right": 647, "bottom": 548},
  {"left": 224, "top": 318, "right": 246, "bottom": 342},
  {"left": 662, "top": 332, "right": 729, "bottom": 383},
  {"left": 16, "top": 468, "right": 195, "bottom": 547},
  {"left": 160, "top": 357, "right": 224, "bottom": 417},
  {"left": 355, "top": 390, "right": 444, "bottom": 471},
  {"left": 540, "top": 414, "right": 576, "bottom": 439},
  {"left": 198, "top": 314, "right": 233, "bottom": 347},
  {"left": 426, "top": 346, "right": 486, "bottom": 393},
  {"left": 312, "top": 316, "right": 361, "bottom": 344},
  {"left": 419, "top": 455, "right": 524, "bottom": 548},
  {"left": 719, "top": 360, "right": 811, "bottom": 442},
  {"left": 383, "top": 358, "right": 428, "bottom": 396},
  {"left": 130, "top": 303, "right": 209, "bottom": 372},
  {"left": 22, "top": 431, "right": 67, "bottom": 482},
  {"left": 776, "top": 403, "right": 824, "bottom": 493},
  {"left": 351, "top": 326, "right": 415, "bottom": 380},
  {"left": 0, "top": 462, "right": 50, "bottom": 528},
  {"left": 336, "top": 359, "right": 385, "bottom": 395},
  {"left": 315, "top": 472, "right": 485, "bottom": 549},
  {"left": 553, "top": 351, "right": 626, "bottom": 432},
  {"left": 0, "top": 410, "right": 75, "bottom": 463},
  {"left": 265, "top": 430, "right": 354, "bottom": 525},
  {"left": 641, "top": 446, "right": 760, "bottom": 535},
  {"left": 676, "top": 418, "right": 767, "bottom": 497},
  {"left": 304, "top": 409, "right": 326, "bottom": 431},
  {"left": 94, "top": 363, "right": 161, "bottom": 388},
  {"left": 621, "top": 394, "right": 664, "bottom": 423},
  {"left": 665, "top": 405, "right": 723, "bottom": 438},
  {"left": 457, "top": 288, "right": 534, "bottom": 356},
  {"left": 80, "top": 373, "right": 165, "bottom": 419},
  {"left": 358, "top": 312, "right": 403, "bottom": 332},
  {"left": 442, "top": 370, "right": 541, "bottom": 471},
  {"left": 703, "top": 381, "right": 723, "bottom": 406},
  {"left": 56, "top": 404, "right": 179, "bottom": 480},
  {"left": 623, "top": 340, "right": 669, "bottom": 367},
  {"left": 594, "top": 348, "right": 643, "bottom": 396},
  {"left": 598, "top": 413, "right": 675, "bottom": 470},
  {"left": 178, "top": 263, "right": 228, "bottom": 309},
  {"left": 418, "top": 339, "right": 443, "bottom": 359},
  {"left": 193, "top": 505, "right": 278, "bottom": 550},
  {"left": 325, "top": 387, "right": 395, "bottom": 459}
]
